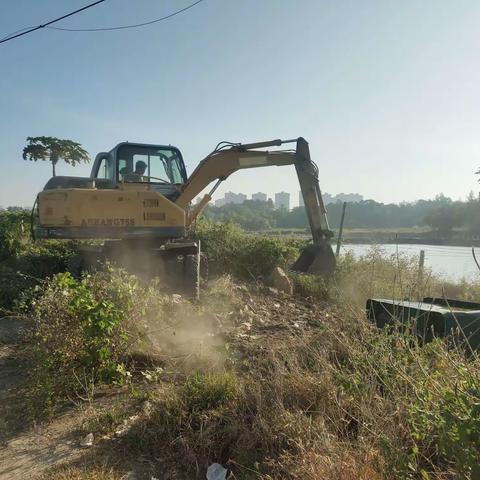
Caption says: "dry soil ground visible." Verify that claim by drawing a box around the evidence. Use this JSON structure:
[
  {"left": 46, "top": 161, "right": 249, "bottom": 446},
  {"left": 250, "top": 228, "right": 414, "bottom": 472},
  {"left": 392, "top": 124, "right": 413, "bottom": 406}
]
[{"left": 0, "top": 316, "right": 89, "bottom": 479}]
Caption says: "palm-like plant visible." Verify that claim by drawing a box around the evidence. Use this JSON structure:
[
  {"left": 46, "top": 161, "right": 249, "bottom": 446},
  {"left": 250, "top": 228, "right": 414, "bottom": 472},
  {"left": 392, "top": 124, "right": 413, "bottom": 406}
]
[{"left": 22, "top": 136, "right": 90, "bottom": 177}]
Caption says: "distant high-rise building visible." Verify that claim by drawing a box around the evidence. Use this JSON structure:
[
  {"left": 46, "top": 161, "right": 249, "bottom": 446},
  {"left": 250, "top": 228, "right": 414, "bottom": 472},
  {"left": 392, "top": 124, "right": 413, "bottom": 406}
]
[
  {"left": 322, "top": 193, "right": 363, "bottom": 205},
  {"left": 215, "top": 198, "right": 226, "bottom": 207},
  {"left": 323, "top": 193, "right": 334, "bottom": 205},
  {"left": 335, "top": 193, "right": 363, "bottom": 203},
  {"left": 224, "top": 192, "right": 247, "bottom": 205},
  {"left": 298, "top": 191, "right": 304, "bottom": 207},
  {"left": 275, "top": 191, "right": 290, "bottom": 210},
  {"left": 252, "top": 192, "right": 267, "bottom": 202}
]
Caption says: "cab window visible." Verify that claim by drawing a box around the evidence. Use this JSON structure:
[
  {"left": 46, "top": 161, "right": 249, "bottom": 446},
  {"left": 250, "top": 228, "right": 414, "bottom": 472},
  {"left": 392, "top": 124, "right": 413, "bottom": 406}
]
[
  {"left": 96, "top": 156, "right": 114, "bottom": 180},
  {"left": 117, "top": 145, "right": 186, "bottom": 184}
]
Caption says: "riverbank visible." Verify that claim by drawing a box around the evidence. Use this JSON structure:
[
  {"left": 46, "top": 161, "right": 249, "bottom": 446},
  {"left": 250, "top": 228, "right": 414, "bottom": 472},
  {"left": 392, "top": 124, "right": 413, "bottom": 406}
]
[
  {"left": 262, "top": 227, "right": 480, "bottom": 247},
  {"left": 343, "top": 228, "right": 480, "bottom": 247}
]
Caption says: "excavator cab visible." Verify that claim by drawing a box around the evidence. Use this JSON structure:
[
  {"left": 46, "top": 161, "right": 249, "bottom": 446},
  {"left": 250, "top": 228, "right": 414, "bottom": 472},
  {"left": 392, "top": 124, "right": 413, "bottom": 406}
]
[
  {"left": 93, "top": 143, "right": 187, "bottom": 197},
  {"left": 42, "top": 142, "right": 187, "bottom": 192}
]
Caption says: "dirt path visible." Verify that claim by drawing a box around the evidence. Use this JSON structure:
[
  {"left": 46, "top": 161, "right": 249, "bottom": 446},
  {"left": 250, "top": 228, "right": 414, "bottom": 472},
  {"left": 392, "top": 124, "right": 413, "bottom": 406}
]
[
  {"left": 0, "top": 317, "right": 83, "bottom": 480},
  {"left": 0, "top": 316, "right": 27, "bottom": 442}
]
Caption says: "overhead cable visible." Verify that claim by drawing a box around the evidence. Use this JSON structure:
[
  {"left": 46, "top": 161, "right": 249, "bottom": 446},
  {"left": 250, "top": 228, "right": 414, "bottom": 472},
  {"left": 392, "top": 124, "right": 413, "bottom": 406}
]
[
  {"left": 0, "top": 0, "right": 106, "bottom": 45},
  {"left": 1, "top": 26, "right": 35, "bottom": 42},
  {"left": 47, "top": 0, "right": 205, "bottom": 32}
]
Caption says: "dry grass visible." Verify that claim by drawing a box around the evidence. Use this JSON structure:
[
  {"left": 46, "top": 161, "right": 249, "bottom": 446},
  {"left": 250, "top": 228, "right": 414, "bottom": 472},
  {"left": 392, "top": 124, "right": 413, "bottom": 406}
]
[
  {"left": 293, "top": 245, "right": 480, "bottom": 310},
  {"left": 40, "top": 465, "right": 120, "bottom": 480},
  {"left": 118, "top": 296, "right": 480, "bottom": 479},
  {"left": 27, "top": 244, "right": 480, "bottom": 479}
]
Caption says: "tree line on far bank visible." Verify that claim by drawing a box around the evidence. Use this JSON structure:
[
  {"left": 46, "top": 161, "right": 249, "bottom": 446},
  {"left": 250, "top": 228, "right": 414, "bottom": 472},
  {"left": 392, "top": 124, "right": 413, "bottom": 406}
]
[
  {"left": 203, "top": 193, "right": 480, "bottom": 233},
  {"left": 3, "top": 192, "right": 479, "bottom": 234}
]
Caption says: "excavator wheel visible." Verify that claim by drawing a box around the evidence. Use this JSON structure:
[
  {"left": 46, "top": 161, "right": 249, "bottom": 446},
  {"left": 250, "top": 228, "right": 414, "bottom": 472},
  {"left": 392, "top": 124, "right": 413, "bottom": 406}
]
[
  {"left": 66, "top": 253, "right": 84, "bottom": 279},
  {"left": 66, "top": 248, "right": 103, "bottom": 279},
  {"left": 183, "top": 253, "right": 200, "bottom": 300}
]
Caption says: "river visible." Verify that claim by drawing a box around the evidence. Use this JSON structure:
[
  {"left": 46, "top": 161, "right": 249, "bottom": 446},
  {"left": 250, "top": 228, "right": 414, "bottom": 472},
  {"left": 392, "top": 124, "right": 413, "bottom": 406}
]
[{"left": 340, "top": 244, "right": 480, "bottom": 282}]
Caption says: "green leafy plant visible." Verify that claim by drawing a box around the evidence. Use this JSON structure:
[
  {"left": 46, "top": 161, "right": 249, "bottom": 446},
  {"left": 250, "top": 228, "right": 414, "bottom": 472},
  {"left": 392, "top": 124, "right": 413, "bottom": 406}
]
[
  {"left": 0, "top": 210, "right": 29, "bottom": 259},
  {"left": 408, "top": 368, "right": 480, "bottom": 478},
  {"left": 26, "top": 270, "right": 138, "bottom": 415}
]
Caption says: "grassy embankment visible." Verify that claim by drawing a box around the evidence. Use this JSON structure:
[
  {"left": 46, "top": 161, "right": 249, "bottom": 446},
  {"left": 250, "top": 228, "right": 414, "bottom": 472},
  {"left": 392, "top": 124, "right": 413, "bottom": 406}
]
[{"left": 1, "top": 213, "right": 480, "bottom": 479}]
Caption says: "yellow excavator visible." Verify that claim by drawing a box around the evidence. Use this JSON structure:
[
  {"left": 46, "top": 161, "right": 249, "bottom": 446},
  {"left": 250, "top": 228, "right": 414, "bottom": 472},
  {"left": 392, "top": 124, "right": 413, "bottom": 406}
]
[{"left": 35, "top": 137, "right": 335, "bottom": 297}]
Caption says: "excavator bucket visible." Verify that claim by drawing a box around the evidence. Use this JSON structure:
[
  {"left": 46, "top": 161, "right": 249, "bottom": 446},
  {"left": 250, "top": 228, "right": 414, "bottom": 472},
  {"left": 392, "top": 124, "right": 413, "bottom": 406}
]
[{"left": 291, "top": 242, "right": 336, "bottom": 275}]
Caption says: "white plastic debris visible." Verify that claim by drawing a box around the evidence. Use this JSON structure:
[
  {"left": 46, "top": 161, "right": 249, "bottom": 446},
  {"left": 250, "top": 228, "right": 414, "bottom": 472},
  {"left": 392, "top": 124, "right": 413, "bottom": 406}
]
[
  {"left": 80, "top": 432, "right": 94, "bottom": 448},
  {"left": 142, "top": 400, "right": 153, "bottom": 415},
  {"left": 206, "top": 463, "right": 228, "bottom": 480},
  {"left": 115, "top": 419, "right": 131, "bottom": 437},
  {"left": 115, "top": 415, "right": 140, "bottom": 437},
  {"left": 172, "top": 294, "right": 182, "bottom": 303}
]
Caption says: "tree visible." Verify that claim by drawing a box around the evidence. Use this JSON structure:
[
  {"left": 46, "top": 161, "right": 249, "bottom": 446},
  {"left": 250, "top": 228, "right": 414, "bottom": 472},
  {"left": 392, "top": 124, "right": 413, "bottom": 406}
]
[
  {"left": 422, "top": 203, "right": 464, "bottom": 234},
  {"left": 22, "top": 136, "right": 90, "bottom": 177}
]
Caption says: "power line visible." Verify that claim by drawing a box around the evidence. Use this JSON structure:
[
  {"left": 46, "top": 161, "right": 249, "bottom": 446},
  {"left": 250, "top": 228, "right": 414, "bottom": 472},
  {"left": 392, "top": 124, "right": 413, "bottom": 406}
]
[
  {"left": 1, "top": 26, "right": 35, "bottom": 42},
  {"left": 47, "top": 0, "right": 205, "bottom": 32},
  {"left": 0, "top": 0, "right": 106, "bottom": 45}
]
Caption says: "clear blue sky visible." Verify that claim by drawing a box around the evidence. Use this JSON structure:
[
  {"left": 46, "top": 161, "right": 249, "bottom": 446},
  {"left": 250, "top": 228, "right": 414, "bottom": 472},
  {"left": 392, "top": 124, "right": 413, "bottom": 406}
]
[{"left": 1, "top": 0, "right": 479, "bottom": 208}]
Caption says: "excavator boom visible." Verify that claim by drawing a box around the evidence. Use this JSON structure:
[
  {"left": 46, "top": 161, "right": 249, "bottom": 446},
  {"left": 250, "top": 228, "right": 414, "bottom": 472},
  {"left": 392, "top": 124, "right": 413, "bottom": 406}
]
[{"left": 179, "top": 137, "right": 335, "bottom": 275}]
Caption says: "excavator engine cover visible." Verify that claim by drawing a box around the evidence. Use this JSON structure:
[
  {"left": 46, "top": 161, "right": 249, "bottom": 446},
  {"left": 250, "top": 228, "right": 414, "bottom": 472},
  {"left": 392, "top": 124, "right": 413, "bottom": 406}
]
[{"left": 292, "top": 242, "right": 336, "bottom": 275}]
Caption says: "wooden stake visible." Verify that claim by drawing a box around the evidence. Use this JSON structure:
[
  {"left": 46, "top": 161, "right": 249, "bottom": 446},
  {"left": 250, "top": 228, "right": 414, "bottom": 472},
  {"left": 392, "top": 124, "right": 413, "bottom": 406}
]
[{"left": 335, "top": 201, "right": 347, "bottom": 257}]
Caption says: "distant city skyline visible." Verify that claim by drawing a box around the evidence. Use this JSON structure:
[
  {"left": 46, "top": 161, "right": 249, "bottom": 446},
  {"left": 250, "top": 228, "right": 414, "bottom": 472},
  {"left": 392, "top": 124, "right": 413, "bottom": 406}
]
[{"left": 210, "top": 190, "right": 364, "bottom": 210}]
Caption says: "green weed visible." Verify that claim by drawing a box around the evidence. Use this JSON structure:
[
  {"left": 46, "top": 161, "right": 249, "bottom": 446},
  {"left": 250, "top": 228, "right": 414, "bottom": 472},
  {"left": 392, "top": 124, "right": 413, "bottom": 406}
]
[{"left": 183, "top": 371, "right": 238, "bottom": 412}]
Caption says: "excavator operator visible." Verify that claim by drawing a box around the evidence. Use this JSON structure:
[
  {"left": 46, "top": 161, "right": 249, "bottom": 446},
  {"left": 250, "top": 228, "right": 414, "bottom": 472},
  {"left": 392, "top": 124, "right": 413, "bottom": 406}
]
[{"left": 124, "top": 160, "right": 147, "bottom": 182}]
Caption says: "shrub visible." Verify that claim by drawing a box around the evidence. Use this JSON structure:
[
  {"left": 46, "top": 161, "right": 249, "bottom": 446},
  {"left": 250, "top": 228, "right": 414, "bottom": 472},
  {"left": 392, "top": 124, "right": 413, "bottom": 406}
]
[
  {"left": 0, "top": 237, "right": 79, "bottom": 313},
  {"left": 407, "top": 361, "right": 480, "bottom": 478},
  {"left": 0, "top": 221, "right": 77, "bottom": 313},
  {"left": 193, "top": 220, "right": 300, "bottom": 278},
  {"left": 0, "top": 210, "right": 30, "bottom": 259},
  {"left": 16, "top": 240, "right": 79, "bottom": 279},
  {"left": 0, "top": 210, "right": 84, "bottom": 313},
  {"left": 26, "top": 269, "right": 146, "bottom": 415}
]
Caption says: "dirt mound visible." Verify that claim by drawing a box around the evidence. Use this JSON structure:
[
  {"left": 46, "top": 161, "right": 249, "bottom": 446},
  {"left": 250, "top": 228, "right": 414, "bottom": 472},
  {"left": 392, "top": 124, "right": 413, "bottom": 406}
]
[{"left": 226, "top": 282, "right": 332, "bottom": 339}]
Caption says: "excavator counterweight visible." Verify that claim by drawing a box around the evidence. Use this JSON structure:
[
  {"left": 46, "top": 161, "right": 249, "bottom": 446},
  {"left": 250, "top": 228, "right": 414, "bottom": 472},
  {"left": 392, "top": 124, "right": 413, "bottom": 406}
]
[{"left": 35, "top": 137, "right": 336, "bottom": 296}]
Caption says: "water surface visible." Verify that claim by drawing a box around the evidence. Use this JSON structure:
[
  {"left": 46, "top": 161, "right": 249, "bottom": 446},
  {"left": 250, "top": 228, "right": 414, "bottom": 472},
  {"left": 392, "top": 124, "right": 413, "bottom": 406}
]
[{"left": 341, "top": 244, "right": 480, "bottom": 282}]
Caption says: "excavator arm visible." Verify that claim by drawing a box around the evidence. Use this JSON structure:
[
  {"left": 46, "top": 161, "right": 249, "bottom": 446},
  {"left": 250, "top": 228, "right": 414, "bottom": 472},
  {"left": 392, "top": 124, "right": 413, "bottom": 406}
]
[{"left": 178, "top": 137, "right": 336, "bottom": 275}]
